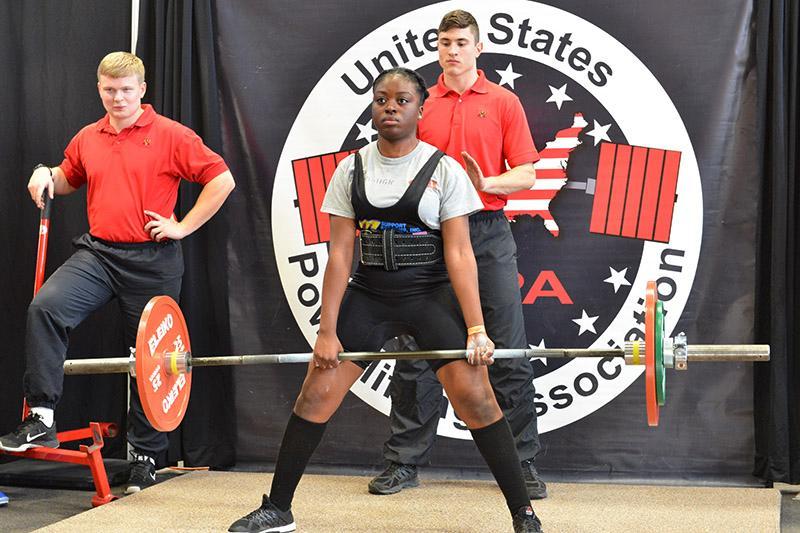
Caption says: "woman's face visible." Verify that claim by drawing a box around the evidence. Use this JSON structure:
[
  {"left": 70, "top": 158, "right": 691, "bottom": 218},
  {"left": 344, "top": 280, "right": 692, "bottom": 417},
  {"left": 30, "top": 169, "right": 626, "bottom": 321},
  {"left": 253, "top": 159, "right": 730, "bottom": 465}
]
[{"left": 371, "top": 75, "right": 422, "bottom": 142}]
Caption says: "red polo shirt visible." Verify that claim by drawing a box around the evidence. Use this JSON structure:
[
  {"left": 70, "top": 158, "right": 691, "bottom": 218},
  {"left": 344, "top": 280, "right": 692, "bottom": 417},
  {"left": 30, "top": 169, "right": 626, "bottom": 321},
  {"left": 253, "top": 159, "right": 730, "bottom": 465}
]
[
  {"left": 60, "top": 104, "right": 228, "bottom": 242},
  {"left": 418, "top": 70, "right": 539, "bottom": 211}
]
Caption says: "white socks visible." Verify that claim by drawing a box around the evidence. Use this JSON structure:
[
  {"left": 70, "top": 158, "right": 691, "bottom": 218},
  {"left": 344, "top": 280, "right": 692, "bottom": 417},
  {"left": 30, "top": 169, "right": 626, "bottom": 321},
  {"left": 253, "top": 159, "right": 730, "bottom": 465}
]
[{"left": 30, "top": 407, "right": 54, "bottom": 427}]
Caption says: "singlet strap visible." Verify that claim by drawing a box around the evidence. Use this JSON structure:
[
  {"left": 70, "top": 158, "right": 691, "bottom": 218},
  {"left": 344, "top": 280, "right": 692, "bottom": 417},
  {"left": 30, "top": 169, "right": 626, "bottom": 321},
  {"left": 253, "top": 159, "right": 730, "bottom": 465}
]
[
  {"left": 402, "top": 149, "right": 445, "bottom": 206},
  {"left": 352, "top": 148, "right": 445, "bottom": 232}
]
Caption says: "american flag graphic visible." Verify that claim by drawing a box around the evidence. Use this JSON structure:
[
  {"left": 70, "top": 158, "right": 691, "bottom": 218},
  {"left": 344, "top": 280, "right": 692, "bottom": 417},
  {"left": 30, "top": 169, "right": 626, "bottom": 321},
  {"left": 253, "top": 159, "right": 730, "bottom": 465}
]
[{"left": 505, "top": 113, "right": 588, "bottom": 237}]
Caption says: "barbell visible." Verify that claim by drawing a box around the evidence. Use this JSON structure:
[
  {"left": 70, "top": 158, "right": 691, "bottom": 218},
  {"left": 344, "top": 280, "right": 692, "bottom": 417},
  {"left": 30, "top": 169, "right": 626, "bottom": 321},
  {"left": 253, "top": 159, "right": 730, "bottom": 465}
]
[{"left": 62, "top": 281, "right": 769, "bottom": 431}]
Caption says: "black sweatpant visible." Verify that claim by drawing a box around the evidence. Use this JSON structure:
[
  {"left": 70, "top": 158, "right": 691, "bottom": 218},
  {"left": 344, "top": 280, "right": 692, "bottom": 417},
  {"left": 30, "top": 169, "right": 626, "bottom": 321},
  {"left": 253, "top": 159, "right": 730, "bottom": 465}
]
[
  {"left": 23, "top": 233, "right": 183, "bottom": 455},
  {"left": 384, "top": 210, "right": 541, "bottom": 465}
]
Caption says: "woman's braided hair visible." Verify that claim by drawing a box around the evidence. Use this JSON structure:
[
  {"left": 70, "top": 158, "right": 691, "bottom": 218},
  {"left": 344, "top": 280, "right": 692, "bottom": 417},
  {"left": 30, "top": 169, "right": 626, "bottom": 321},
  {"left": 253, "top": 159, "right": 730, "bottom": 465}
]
[{"left": 373, "top": 67, "right": 429, "bottom": 104}]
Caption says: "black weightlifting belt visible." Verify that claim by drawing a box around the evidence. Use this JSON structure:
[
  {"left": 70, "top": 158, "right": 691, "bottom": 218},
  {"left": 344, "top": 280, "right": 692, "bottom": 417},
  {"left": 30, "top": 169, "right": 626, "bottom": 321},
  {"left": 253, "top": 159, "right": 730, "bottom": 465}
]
[{"left": 359, "top": 229, "right": 443, "bottom": 271}]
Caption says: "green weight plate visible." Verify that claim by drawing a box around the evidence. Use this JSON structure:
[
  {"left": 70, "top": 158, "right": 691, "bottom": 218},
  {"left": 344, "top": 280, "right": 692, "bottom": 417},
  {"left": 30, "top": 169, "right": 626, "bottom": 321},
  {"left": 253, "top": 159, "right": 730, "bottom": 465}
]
[{"left": 655, "top": 300, "right": 666, "bottom": 406}]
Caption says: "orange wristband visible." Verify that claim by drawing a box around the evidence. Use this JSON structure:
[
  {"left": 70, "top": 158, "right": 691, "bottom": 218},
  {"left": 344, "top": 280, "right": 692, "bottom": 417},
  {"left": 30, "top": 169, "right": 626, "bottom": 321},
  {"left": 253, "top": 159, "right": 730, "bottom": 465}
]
[{"left": 467, "top": 325, "right": 486, "bottom": 335}]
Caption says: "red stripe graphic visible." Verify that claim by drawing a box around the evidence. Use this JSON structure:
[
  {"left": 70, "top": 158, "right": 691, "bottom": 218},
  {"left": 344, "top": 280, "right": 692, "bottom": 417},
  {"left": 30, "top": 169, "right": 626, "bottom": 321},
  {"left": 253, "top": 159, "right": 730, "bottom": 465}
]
[
  {"left": 637, "top": 148, "right": 664, "bottom": 240},
  {"left": 307, "top": 157, "right": 328, "bottom": 243},
  {"left": 334, "top": 151, "right": 351, "bottom": 165},
  {"left": 537, "top": 148, "right": 574, "bottom": 159},
  {"left": 292, "top": 149, "right": 357, "bottom": 245},
  {"left": 534, "top": 169, "right": 569, "bottom": 179},
  {"left": 654, "top": 150, "right": 681, "bottom": 242},
  {"left": 505, "top": 210, "right": 554, "bottom": 220},
  {"left": 590, "top": 142, "right": 616, "bottom": 234},
  {"left": 621, "top": 146, "right": 648, "bottom": 238},
  {"left": 321, "top": 154, "right": 338, "bottom": 187},
  {"left": 556, "top": 127, "right": 585, "bottom": 138},
  {"left": 509, "top": 190, "right": 565, "bottom": 200},
  {"left": 606, "top": 144, "right": 632, "bottom": 235},
  {"left": 292, "top": 159, "right": 318, "bottom": 245},
  {"left": 590, "top": 143, "right": 681, "bottom": 243}
]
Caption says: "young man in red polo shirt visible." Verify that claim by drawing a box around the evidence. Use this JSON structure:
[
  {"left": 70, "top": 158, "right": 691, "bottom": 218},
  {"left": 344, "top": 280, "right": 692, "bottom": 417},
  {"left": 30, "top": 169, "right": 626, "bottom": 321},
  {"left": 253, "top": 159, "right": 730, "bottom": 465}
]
[
  {"left": 370, "top": 10, "right": 547, "bottom": 505},
  {"left": 0, "top": 52, "right": 235, "bottom": 494}
]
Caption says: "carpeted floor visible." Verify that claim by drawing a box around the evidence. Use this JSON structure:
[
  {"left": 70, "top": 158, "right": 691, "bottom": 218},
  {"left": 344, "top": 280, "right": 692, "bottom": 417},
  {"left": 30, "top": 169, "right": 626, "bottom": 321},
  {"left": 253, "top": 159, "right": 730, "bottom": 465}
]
[{"left": 32, "top": 471, "right": 781, "bottom": 533}]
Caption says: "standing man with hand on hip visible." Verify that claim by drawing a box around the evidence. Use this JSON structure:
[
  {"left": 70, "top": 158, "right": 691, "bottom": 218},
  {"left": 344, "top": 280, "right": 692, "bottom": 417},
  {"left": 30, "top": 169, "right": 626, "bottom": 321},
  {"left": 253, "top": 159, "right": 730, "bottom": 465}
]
[
  {"left": 0, "top": 51, "right": 235, "bottom": 495},
  {"left": 369, "top": 9, "right": 547, "bottom": 501}
]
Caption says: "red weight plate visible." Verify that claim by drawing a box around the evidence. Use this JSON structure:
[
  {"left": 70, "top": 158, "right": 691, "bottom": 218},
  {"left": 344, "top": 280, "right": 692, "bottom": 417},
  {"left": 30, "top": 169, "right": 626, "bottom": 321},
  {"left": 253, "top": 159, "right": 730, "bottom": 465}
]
[
  {"left": 135, "top": 296, "right": 192, "bottom": 432},
  {"left": 645, "top": 281, "right": 660, "bottom": 426}
]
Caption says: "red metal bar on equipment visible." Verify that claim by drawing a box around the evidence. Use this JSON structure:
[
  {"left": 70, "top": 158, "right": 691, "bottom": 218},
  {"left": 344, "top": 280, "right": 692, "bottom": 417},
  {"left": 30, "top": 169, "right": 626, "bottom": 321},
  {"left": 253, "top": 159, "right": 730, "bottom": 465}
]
[{"left": 33, "top": 193, "right": 52, "bottom": 297}]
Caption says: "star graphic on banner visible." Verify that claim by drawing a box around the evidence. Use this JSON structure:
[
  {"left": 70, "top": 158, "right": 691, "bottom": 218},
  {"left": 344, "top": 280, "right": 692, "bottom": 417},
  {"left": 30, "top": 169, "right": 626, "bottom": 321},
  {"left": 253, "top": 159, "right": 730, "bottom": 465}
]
[
  {"left": 546, "top": 83, "right": 573, "bottom": 110},
  {"left": 604, "top": 266, "right": 631, "bottom": 293},
  {"left": 529, "top": 339, "right": 548, "bottom": 366},
  {"left": 495, "top": 62, "right": 523, "bottom": 89},
  {"left": 355, "top": 120, "right": 377, "bottom": 143},
  {"left": 572, "top": 310, "right": 599, "bottom": 336},
  {"left": 586, "top": 120, "right": 612, "bottom": 146}
]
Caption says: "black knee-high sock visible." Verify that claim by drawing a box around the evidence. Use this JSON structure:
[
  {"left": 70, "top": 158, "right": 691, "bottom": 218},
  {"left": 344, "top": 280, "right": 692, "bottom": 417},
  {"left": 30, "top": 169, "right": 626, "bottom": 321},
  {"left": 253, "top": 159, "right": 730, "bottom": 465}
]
[
  {"left": 269, "top": 413, "right": 327, "bottom": 512},
  {"left": 470, "top": 417, "right": 530, "bottom": 514}
]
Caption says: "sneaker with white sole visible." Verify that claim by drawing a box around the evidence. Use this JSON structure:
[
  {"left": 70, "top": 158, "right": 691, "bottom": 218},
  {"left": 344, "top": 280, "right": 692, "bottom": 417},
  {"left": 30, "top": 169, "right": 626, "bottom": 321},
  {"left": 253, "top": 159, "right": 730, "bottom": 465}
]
[
  {"left": 0, "top": 413, "right": 58, "bottom": 452},
  {"left": 125, "top": 450, "right": 156, "bottom": 494},
  {"left": 228, "top": 494, "right": 296, "bottom": 532}
]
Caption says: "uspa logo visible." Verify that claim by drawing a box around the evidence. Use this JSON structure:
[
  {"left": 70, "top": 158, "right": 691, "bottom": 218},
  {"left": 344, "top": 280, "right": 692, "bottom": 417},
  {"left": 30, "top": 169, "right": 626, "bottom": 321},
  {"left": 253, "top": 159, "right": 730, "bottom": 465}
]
[{"left": 272, "top": 0, "right": 702, "bottom": 438}]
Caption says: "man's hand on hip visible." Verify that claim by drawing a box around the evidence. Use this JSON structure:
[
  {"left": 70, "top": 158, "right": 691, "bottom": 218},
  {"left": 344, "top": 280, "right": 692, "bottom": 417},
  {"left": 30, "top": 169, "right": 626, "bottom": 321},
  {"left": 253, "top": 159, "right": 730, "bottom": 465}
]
[{"left": 144, "top": 210, "right": 187, "bottom": 242}]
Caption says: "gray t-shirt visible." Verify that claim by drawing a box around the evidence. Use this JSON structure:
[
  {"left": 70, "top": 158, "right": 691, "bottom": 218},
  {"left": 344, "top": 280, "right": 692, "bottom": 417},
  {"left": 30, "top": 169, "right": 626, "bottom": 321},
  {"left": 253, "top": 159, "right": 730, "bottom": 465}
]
[{"left": 321, "top": 141, "right": 482, "bottom": 229}]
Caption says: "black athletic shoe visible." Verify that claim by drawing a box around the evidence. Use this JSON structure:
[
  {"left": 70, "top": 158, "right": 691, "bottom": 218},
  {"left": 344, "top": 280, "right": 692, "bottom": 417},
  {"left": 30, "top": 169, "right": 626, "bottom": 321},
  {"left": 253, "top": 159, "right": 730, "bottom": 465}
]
[
  {"left": 0, "top": 413, "right": 58, "bottom": 452},
  {"left": 521, "top": 459, "right": 548, "bottom": 499},
  {"left": 368, "top": 462, "right": 419, "bottom": 495},
  {"left": 125, "top": 450, "right": 156, "bottom": 494},
  {"left": 228, "top": 494, "right": 296, "bottom": 532},
  {"left": 512, "top": 505, "right": 544, "bottom": 533}
]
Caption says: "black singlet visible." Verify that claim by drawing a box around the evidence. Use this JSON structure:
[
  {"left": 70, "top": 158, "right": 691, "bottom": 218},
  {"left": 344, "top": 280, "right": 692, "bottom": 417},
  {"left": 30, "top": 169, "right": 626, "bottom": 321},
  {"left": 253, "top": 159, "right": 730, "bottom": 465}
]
[{"left": 349, "top": 149, "right": 448, "bottom": 297}]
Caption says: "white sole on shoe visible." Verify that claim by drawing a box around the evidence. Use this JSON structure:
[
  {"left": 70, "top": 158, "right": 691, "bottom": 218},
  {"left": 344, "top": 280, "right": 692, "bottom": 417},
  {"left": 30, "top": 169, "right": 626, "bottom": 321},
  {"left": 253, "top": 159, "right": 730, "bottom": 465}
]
[
  {"left": 260, "top": 523, "right": 296, "bottom": 533},
  {"left": 0, "top": 441, "right": 59, "bottom": 453}
]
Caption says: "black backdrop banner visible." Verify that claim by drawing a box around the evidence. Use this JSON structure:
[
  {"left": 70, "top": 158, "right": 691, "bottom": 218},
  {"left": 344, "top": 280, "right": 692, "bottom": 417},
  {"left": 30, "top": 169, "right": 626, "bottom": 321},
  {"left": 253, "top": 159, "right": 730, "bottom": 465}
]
[
  {"left": 136, "top": 0, "right": 236, "bottom": 470},
  {"left": 0, "top": 0, "right": 132, "bottom": 461},
  {"left": 1, "top": 0, "right": 794, "bottom": 483},
  {"left": 211, "top": 0, "right": 766, "bottom": 479}
]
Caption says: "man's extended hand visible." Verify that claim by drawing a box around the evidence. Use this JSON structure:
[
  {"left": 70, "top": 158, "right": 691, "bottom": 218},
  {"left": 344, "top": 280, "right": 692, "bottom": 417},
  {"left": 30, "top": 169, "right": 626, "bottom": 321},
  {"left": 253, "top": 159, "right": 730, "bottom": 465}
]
[
  {"left": 461, "top": 151, "right": 489, "bottom": 192},
  {"left": 144, "top": 210, "right": 188, "bottom": 242}
]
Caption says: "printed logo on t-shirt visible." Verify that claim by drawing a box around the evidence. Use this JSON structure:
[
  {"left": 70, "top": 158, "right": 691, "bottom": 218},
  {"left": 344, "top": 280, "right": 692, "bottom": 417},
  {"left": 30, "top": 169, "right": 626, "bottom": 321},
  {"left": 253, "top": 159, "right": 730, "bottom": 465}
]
[
  {"left": 365, "top": 172, "right": 433, "bottom": 188},
  {"left": 364, "top": 175, "right": 395, "bottom": 186},
  {"left": 359, "top": 219, "right": 425, "bottom": 234}
]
